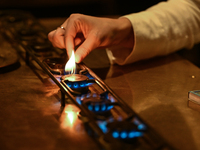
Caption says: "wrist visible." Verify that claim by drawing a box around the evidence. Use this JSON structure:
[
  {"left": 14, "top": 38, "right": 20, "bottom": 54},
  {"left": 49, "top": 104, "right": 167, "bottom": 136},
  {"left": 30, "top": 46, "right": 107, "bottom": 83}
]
[{"left": 116, "top": 17, "right": 134, "bottom": 49}]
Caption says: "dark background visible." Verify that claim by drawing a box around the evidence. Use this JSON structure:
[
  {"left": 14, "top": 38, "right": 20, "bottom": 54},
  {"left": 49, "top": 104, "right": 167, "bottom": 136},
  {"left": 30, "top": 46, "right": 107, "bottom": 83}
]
[{"left": 0, "top": 0, "right": 166, "bottom": 17}]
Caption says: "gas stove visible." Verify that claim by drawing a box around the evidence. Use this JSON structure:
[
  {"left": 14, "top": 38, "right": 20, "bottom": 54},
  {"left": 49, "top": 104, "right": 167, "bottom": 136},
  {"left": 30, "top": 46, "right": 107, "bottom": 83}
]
[{"left": 0, "top": 10, "right": 174, "bottom": 150}]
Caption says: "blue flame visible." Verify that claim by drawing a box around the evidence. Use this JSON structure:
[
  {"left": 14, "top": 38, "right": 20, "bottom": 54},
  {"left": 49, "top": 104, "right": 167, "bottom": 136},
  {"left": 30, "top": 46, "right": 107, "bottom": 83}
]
[
  {"left": 80, "top": 83, "right": 85, "bottom": 87},
  {"left": 112, "top": 130, "right": 144, "bottom": 139},
  {"left": 101, "top": 104, "right": 106, "bottom": 111},
  {"left": 120, "top": 131, "right": 128, "bottom": 139},
  {"left": 94, "top": 105, "right": 100, "bottom": 111},
  {"left": 98, "top": 121, "right": 108, "bottom": 133},
  {"left": 138, "top": 124, "right": 146, "bottom": 130},
  {"left": 66, "top": 81, "right": 89, "bottom": 89},
  {"left": 112, "top": 131, "right": 119, "bottom": 138},
  {"left": 73, "top": 83, "right": 79, "bottom": 88},
  {"left": 88, "top": 105, "right": 93, "bottom": 111},
  {"left": 87, "top": 102, "right": 114, "bottom": 113},
  {"left": 76, "top": 96, "right": 81, "bottom": 105}
]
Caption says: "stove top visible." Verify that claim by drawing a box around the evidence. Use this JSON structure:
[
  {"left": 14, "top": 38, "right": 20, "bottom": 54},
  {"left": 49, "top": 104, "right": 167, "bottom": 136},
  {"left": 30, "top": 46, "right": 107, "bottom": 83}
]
[{"left": 0, "top": 10, "right": 174, "bottom": 150}]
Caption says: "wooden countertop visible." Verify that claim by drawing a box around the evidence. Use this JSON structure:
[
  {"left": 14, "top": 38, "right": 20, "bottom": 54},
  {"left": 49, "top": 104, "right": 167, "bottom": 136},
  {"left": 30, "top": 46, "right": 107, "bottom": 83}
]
[
  {"left": 0, "top": 17, "right": 199, "bottom": 150},
  {"left": 39, "top": 18, "right": 200, "bottom": 150}
]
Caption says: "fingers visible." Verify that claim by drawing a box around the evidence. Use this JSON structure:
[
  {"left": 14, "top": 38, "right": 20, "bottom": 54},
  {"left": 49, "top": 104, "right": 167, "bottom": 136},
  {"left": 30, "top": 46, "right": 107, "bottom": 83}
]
[
  {"left": 64, "top": 14, "right": 100, "bottom": 63},
  {"left": 48, "top": 27, "right": 66, "bottom": 49},
  {"left": 75, "top": 33, "right": 100, "bottom": 63},
  {"left": 74, "top": 33, "right": 85, "bottom": 46},
  {"left": 64, "top": 16, "right": 83, "bottom": 58},
  {"left": 48, "top": 15, "right": 81, "bottom": 59},
  {"left": 48, "top": 14, "right": 101, "bottom": 63}
]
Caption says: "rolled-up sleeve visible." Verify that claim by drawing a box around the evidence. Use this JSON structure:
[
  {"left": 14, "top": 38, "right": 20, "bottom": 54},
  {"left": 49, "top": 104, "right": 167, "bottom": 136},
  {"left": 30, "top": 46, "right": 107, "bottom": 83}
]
[{"left": 107, "top": 0, "right": 200, "bottom": 65}]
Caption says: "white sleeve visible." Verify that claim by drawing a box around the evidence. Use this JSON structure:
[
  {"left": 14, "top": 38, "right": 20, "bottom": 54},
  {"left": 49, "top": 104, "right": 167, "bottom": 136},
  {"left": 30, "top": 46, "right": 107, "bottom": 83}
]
[{"left": 107, "top": 0, "right": 200, "bottom": 65}]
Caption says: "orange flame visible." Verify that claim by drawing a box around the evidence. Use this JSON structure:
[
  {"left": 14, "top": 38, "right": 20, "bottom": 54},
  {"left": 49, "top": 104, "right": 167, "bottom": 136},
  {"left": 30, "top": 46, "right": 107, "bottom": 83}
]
[
  {"left": 60, "top": 105, "right": 78, "bottom": 129},
  {"left": 65, "top": 50, "right": 76, "bottom": 74}
]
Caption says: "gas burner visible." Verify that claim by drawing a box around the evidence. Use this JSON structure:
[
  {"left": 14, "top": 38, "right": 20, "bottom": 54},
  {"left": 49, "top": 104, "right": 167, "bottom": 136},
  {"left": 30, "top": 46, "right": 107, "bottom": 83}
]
[
  {"left": 18, "top": 28, "right": 37, "bottom": 41},
  {"left": 19, "top": 28, "right": 36, "bottom": 36},
  {"left": 106, "top": 120, "right": 146, "bottom": 142},
  {"left": 30, "top": 42, "right": 52, "bottom": 52},
  {"left": 61, "top": 74, "right": 90, "bottom": 95},
  {"left": 81, "top": 92, "right": 116, "bottom": 119},
  {"left": 43, "top": 57, "right": 84, "bottom": 76},
  {"left": 6, "top": 16, "right": 23, "bottom": 23},
  {"left": 2, "top": 10, "right": 31, "bottom": 24},
  {"left": 5, "top": 13, "right": 29, "bottom": 23},
  {"left": 43, "top": 58, "right": 67, "bottom": 75},
  {"left": 83, "top": 97, "right": 114, "bottom": 114},
  {"left": 30, "top": 42, "right": 53, "bottom": 57},
  {"left": 80, "top": 97, "right": 114, "bottom": 121}
]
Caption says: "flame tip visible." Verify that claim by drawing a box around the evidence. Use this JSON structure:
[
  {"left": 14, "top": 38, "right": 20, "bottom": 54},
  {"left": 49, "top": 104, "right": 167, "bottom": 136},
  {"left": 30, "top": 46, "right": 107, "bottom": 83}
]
[{"left": 65, "top": 50, "right": 76, "bottom": 74}]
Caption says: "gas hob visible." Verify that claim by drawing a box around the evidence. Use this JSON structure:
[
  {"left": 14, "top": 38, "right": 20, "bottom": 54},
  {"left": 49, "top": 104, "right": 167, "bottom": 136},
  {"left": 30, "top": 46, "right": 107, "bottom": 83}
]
[{"left": 0, "top": 10, "right": 174, "bottom": 150}]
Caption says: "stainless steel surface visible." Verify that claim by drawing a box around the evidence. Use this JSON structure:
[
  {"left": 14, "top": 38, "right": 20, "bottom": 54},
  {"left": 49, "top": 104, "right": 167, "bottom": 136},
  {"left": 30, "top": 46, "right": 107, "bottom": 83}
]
[{"left": 0, "top": 17, "right": 200, "bottom": 150}]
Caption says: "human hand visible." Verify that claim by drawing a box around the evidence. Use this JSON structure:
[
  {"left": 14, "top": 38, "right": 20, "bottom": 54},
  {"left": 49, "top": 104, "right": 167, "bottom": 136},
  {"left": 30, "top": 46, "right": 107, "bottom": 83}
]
[{"left": 48, "top": 14, "right": 134, "bottom": 63}]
